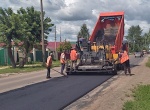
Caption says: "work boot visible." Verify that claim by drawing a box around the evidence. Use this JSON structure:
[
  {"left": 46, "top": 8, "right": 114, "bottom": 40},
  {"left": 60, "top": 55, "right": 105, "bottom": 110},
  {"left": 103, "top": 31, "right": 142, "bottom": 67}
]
[
  {"left": 61, "top": 73, "right": 68, "bottom": 77},
  {"left": 64, "top": 74, "right": 68, "bottom": 78},
  {"left": 128, "top": 68, "right": 131, "bottom": 76},
  {"left": 124, "top": 70, "right": 127, "bottom": 75}
]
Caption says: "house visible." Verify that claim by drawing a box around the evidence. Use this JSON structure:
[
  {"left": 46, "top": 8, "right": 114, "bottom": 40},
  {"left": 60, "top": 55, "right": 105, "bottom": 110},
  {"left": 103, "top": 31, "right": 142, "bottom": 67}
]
[
  {"left": 46, "top": 41, "right": 76, "bottom": 60},
  {"left": 0, "top": 41, "right": 76, "bottom": 65},
  {"left": 46, "top": 41, "right": 76, "bottom": 51}
]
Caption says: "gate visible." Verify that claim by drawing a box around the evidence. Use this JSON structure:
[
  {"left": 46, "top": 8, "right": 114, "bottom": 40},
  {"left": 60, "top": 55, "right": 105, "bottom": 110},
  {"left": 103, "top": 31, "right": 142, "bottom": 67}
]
[{"left": 0, "top": 48, "right": 11, "bottom": 65}]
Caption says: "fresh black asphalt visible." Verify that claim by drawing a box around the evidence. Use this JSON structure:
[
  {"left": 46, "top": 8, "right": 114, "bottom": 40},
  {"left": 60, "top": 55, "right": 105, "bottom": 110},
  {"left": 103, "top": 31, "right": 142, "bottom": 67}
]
[{"left": 0, "top": 74, "right": 113, "bottom": 110}]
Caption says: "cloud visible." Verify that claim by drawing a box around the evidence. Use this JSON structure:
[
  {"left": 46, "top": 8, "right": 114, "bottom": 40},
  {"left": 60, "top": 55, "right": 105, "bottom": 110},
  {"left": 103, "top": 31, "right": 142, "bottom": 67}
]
[
  {"left": 126, "top": 20, "right": 150, "bottom": 34},
  {"left": 44, "top": 0, "right": 66, "bottom": 11},
  {"left": 1, "top": 0, "right": 150, "bottom": 42}
]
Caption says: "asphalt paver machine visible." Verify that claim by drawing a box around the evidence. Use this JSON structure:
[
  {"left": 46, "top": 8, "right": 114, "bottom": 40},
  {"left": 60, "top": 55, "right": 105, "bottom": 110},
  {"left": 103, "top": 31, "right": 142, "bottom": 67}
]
[{"left": 66, "top": 11, "right": 125, "bottom": 75}]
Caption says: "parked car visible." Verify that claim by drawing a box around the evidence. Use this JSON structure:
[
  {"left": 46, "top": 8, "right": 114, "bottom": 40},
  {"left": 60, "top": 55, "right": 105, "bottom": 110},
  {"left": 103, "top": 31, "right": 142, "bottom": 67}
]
[
  {"left": 143, "top": 50, "right": 147, "bottom": 54},
  {"left": 134, "top": 52, "right": 143, "bottom": 58}
]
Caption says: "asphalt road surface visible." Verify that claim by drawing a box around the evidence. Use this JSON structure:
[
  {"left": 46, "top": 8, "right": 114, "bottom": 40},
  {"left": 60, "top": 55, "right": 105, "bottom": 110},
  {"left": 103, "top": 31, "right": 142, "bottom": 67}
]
[{"left": 0, "top": 55, "right": 146, "bottom": 110}]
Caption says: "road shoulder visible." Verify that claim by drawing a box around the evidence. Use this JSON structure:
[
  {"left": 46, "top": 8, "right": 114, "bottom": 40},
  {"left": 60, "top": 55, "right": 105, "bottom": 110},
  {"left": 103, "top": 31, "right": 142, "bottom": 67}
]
[{"left": 65, "top": 55, "right": 150, "bottom": 110}]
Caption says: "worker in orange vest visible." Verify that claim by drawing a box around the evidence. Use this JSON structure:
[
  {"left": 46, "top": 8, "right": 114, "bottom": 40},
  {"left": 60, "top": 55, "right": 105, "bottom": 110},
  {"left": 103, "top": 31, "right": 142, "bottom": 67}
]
[
  {"left": 46, "top": 53, "right": 53, "bottom": 78},
  {"left": 120, "top": 50, "right": 131, "bottom": 75},
  {"left": 60, "top": 50, "right": 67, "bottom": 76},
  {"left": 70, "top": 47, "right": 77, "bottom": 71}
]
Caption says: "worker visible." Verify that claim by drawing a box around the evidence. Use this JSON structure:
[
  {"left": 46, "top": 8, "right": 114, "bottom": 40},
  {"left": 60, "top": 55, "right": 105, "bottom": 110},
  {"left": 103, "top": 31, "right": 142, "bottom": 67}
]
[
  {"left": 70, "top": 47, "right": 77, "bottom": 71},
  {"left": 46, "top": 53, "right": 53, "bottom": 78},
  {"left": 60, "top": 50, "right": 67, "bottom": 76},
  {"left": 78, "top": 40, "right": 84, "bottom": 59},
  {"left": 120, "top": 50, "right": 131, "bottom": 75}
]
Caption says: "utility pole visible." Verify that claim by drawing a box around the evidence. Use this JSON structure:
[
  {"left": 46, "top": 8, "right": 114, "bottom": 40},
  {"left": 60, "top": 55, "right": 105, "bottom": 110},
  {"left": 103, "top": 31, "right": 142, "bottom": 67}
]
[
  {"left": 60, "top": 27, "right": 61, "bottom": 43},
  {"left": 133, "top": 35, "right": 135, "bottom": 52},
  {"left": 145, "top": 36, "right": 146, "bottom": 48},
  {"left": 40, "top": 0, "right": 45, "bottom": 66},
  {"left": 54, "top": 25, "right": 57, "bottom": 60}
]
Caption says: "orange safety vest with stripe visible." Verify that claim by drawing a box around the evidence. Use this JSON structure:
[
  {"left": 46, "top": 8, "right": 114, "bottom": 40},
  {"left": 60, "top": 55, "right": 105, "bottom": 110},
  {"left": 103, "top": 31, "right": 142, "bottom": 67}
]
[
  {"left": 70, "top": 49, "right": 77, "bottom": 61},
  {"left": 120, "top": 51, "right": 129, "bottom": 64},
  {"left": 60, "top": 53, "right": 66, "bottom": 64},
  {"left": 46, "top": 56, "right": 52, "bottom": 67}
]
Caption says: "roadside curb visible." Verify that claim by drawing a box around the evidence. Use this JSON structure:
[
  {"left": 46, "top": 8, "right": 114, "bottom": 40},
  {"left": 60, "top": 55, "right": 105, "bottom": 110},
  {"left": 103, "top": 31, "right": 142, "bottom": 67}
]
[{"left": 0, "top": 66, "right": 61, "bottom": 78}]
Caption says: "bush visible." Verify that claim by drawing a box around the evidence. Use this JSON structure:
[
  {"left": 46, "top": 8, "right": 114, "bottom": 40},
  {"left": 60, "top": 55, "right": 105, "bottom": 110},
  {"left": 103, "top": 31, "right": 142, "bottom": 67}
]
[{"left": 146, "top": 57, "right": 150, "bottom": 67}]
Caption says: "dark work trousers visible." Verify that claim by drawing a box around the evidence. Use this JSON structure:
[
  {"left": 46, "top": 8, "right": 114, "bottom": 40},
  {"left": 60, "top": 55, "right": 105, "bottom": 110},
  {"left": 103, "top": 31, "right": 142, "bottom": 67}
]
[
  {"left": 122, "top": 59, "right": 131, "bottom": 75},
  {"left": 61, "top": 63, "right": 65, "bottom": 74},
  {"left": 46, "top": 67, "right": 51, "bottom": 78},
  {"left": 80, "top": 51, "right": 83, "bottom": 58}
]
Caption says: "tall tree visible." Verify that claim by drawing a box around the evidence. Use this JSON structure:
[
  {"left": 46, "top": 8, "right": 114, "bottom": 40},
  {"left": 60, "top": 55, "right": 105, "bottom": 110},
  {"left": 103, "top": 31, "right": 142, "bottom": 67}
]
[
  {"left": 126, "top": 25, "right": 143, "bottom": 52},
  {"left": 143, "top": 30, "right": 150, "bottom": 50},
  {"left": 0, "top": 7, "right": 54, "bottom": 68},
  {"left": 16, "top": 6, "right": 53, "bottom": 67},
  {"left": 77, "top": 24, "right": 89, "bottom": 39},
  {"left": 0, "top": 7, "right": 23, "bottom": 68},
  {"left": 147, "top": 30, "right": 150, "bottom": 48}
]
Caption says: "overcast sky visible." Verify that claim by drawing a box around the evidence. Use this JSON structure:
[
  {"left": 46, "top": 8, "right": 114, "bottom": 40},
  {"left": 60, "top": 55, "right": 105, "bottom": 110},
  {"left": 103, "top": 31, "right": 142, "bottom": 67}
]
[{"left": 1, "top": 0, "right": 150, "bottom": 42}]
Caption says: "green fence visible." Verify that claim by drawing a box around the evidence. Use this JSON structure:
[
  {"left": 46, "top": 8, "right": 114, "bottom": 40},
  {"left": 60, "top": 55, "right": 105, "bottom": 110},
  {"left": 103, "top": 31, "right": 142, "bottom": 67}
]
[
  {"left": 0, "top": 48, "right": 50, "bottom": 65},
  {"left": 0, "top": 48, "right": 11, "bottom": 65},
  {"left": 36, "top": 50, "right": 48, "bottom": 62}
]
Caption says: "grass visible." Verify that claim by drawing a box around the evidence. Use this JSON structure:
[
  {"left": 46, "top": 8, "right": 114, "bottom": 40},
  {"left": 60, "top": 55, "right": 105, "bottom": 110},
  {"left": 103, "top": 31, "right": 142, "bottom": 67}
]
[
  {"left": 0, "top": 66, "right": 45, "bottom": 74},
  {"left": 146, "top": 57, "right": 150, "bottom": 67},
  {"left": 123, "top": 85, "right": 150, "bottom": 110},
  {"left": 0, "top": 60, "right": 60, "bottom": 74}
]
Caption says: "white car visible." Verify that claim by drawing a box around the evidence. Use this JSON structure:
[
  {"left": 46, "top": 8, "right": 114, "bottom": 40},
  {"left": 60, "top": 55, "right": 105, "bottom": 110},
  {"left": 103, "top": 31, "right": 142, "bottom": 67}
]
[{"left": 134, "top": 52, "right": 143, "bottom": 58}]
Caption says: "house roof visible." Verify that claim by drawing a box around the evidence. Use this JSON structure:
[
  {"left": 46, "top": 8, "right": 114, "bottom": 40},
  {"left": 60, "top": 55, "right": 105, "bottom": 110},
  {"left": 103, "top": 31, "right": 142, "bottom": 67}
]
[
  {"left": 46, "top": 42, "right": 76, "bottom": 50},
  {"left": 46, "top": 42, "right": 60, "bottom": 50},
  {"left": 0, "top": 41, "right": 76, "bottom": 50}
]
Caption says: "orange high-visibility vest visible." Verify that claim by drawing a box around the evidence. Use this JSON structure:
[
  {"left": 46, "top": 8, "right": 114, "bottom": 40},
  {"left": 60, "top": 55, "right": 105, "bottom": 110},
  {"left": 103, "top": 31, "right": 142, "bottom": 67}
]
[
  {"left": 70, "top": 49, "right": 77, "bottom": 61},
  {"left": 60, "top": 53, "right": 66, "bottom": 64},
  {"left": 46, "top": 56, "right": 52, "bottom": 67},
  {"left": 120, "top": 51, "right": 129, "bottom": 64}
]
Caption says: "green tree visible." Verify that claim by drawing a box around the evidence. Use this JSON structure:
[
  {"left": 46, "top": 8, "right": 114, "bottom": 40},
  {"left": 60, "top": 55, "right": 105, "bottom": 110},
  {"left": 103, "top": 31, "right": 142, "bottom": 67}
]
[
  {"left": 143, "top": 30, "right": 150, "bottom": 51},
  {"left": 0, "top": 7, "right": 24, "bottom": 68},
  {"left": 77, "top": 23, "right": 89, "bottom": 39},
  {"left": 0, "top": 7, "right": 54, "bottom": 68},
  {"left": 57, "top": 40, "right": 72, "bottom": 53},
  {"left": 16, "top": 6, "right": 53, "bottom": 67},
  {"left": 126, "top": 25, "right": 143, "bottom": 52}
]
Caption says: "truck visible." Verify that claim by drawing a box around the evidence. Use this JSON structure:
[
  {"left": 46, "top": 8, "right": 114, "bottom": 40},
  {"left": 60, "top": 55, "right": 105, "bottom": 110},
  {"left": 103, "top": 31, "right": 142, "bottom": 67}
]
[{"left": 66, "top": 11, "right": 127, "bottom": 75}]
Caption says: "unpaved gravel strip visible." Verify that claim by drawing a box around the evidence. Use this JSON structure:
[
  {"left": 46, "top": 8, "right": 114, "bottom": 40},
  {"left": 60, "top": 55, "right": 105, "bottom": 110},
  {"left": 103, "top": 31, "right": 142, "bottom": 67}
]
[{"left": 64, "top": 55, "right": 150, "bottom": 110}]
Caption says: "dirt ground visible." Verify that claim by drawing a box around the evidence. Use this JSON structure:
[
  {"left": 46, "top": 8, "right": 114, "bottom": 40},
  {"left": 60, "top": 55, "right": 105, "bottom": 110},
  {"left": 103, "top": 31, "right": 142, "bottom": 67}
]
[{"left": 65, "top": 55, "right": 150, "bottom": 110}]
